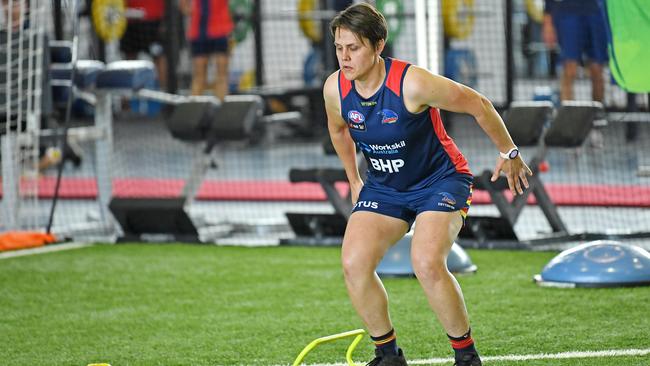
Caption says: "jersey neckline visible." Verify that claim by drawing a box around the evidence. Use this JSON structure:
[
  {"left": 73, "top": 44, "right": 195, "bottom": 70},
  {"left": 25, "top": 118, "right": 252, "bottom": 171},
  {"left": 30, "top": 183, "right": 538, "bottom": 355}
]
[{"left": 351, "top": 57, "right": 392, "bottom": 101}]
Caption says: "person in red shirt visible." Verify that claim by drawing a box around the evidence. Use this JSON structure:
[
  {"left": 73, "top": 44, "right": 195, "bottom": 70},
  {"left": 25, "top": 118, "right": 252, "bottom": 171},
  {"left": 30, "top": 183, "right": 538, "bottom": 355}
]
[
  {"left": 119, "top": 0, "right": 167, "bottom": 89},
  {"left": 180, "top": 0, "right": 234, "bottom": 99}
]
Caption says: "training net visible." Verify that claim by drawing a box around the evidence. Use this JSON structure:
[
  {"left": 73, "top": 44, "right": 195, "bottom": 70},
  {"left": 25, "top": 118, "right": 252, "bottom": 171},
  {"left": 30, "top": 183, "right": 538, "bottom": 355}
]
[
  {"left": 0, "top": 0, "right": 114, "bottom": 239},
  {"left": 0, "top": 0, "right": 47, "bottom": 231},
  {"left": 436, "top": 0, "right": 650, "bottom": 245},
  {"left": 2, "top": 0, "right": 648, "bottom": 248}
]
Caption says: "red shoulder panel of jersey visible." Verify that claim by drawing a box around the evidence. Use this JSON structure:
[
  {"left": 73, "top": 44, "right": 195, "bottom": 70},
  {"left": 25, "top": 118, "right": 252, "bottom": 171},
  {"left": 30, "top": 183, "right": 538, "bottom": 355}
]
[
  {"left": 430, "top": 108, "right": 472, "bottom": 175},
  {"left": 339, "top": 70, "right": 352, "bottom": 99},
  {"left": 385, "top": 58, "right": 409, "bottom": 97}
]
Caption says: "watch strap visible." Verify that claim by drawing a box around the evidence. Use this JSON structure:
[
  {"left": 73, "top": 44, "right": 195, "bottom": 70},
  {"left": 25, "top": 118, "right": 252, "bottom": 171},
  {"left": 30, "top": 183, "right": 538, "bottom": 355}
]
[{"left": 500, "top": 147, "right": 519, "bottom": 160}]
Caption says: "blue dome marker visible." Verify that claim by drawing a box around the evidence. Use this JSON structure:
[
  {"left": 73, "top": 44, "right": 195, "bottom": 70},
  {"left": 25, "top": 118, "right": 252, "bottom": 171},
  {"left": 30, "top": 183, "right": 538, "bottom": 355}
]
[
  {"left": 534, "top": 240, "right": 650, "bottom": 288},
  {"left": 377, "top": 234, "right": 477, "bottom": 277}
]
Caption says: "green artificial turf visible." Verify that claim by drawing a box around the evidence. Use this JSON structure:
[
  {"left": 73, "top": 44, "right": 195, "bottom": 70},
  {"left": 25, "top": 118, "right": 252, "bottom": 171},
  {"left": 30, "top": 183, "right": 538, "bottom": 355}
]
[{"left": 1, "top": 244, "right": 649, "bottom": 365}]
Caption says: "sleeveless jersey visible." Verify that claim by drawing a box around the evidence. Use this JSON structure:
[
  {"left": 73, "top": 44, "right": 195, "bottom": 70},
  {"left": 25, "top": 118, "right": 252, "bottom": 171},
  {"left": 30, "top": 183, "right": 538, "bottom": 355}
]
[
  {"left": 187, "top": 0, "right": 234, "bottom": 41},
  {"left": 338, "top": 58, "right": 471, "bottom": 191}
]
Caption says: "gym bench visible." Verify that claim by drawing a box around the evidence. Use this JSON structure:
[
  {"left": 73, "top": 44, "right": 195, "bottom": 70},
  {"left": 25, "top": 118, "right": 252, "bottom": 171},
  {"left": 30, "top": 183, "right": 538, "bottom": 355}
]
[{"left": 459, "top": 100, "right": 603, "bottom": 245}]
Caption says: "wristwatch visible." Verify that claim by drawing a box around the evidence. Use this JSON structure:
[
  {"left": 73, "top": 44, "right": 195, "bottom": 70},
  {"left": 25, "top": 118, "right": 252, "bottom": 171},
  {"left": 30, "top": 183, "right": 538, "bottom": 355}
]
[{"left": 499, "top": 147, "right": 520, "bottom": 160}]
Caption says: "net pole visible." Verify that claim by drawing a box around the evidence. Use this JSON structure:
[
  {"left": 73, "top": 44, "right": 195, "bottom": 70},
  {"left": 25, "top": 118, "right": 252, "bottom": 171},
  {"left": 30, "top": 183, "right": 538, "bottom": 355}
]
[
  {"left": 426, "top": 0, "right": 442, "bottom": 75},
  {"left": 414, "top": 0, "right": 427, "bottom": 68},
  {"left": 2, "top": 0, "right": 18, "bottom": 229},
  {"left": 46, "top": 0, "right": 80, "bottom": 234},
  {"left": 414, "top": 0, "right": 441, "bottom": 74}
]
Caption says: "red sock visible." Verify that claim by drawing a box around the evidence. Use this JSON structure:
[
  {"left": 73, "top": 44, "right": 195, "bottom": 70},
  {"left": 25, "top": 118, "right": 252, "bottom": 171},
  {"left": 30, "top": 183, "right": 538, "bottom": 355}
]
[{"left": 448, "top": 328, "right": 477, "bottom": 359}]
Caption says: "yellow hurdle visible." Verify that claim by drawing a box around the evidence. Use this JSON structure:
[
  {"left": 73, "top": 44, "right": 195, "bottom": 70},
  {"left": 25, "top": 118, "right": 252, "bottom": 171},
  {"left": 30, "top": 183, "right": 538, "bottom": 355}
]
[{"left": 292, "top": 329, "right": 366, "bottom": 366}]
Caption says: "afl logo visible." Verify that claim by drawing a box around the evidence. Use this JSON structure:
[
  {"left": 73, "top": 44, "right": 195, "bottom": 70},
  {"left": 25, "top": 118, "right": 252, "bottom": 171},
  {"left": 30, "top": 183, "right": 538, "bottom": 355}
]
[
  {"left": 347, "top": 110, "right": 367, "bottom": 131},
  {"left": 378, "top": 109, "right": 399, "bottom": 124}
]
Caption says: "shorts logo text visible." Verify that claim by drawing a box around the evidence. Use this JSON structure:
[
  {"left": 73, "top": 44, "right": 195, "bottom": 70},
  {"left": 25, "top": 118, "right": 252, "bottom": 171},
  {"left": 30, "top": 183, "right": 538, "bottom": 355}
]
[{"left": 355, "top": 201, "right": 379, "bottom": 209}]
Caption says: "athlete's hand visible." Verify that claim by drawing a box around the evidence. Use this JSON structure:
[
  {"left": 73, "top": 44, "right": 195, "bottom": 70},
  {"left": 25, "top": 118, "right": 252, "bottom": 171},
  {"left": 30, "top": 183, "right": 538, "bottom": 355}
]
[
  {"left": 491, "top": 155, "right": 532, "bottom": 195},
  {"left": 349, "top": 179, "right": 364, "bottom": 205}
]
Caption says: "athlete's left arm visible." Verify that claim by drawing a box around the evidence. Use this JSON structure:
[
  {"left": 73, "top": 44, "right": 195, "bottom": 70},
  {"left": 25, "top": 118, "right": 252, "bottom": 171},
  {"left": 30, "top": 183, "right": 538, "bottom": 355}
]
[{"left": 403, "top": 65, "right": 532, "bottom": 195}]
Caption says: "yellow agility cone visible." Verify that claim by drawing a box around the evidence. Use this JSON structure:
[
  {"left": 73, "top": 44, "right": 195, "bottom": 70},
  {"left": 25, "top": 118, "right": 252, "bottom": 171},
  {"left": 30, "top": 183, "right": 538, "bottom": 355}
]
[{"left": 292, "top": 329, "right": 366, "bottom": 366}]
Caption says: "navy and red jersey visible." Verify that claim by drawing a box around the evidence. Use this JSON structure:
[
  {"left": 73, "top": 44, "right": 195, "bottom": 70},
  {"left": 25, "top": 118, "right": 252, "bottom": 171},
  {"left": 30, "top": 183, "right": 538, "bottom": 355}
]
[
  {"left": 338, "top": 58, "right": 471, "bottom": 191},
  {"left": 187, "top": 0, "right": 234, "bottom": 41}
]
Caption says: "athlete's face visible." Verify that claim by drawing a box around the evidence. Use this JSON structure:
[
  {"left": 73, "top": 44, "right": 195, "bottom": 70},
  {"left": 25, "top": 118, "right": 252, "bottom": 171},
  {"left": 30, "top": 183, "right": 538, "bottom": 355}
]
[{"left": 334, "top": 27, "right": 382, "bottom": 80}]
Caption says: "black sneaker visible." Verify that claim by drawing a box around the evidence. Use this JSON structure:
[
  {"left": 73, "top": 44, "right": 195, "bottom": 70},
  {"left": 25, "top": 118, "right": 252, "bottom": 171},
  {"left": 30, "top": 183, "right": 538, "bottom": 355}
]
[
  {"left": 366, "top": 347, "right": 408, "bottom": 366},
  {"left": 454, "top": 352, "right": 482, "bottom": 366}
]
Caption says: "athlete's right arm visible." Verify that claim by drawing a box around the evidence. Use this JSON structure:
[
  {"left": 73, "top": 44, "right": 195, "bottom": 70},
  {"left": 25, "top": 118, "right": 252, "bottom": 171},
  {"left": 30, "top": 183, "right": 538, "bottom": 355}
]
[{"left": 323, "top": 72, "right": 363, "bottom": 202}]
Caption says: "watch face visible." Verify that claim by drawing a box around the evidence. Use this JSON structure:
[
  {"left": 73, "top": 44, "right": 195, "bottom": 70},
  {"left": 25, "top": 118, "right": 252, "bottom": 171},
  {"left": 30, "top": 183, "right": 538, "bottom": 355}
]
[{"left": 509, "top": 149, "right": 519, "bottom": 159}]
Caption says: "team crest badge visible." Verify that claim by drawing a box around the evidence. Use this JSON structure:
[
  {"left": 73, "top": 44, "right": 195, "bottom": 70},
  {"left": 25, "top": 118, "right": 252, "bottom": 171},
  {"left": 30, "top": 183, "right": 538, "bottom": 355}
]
[
  {"left": 378, "top": 109, "right": 399, "bottom": 124},
  {"left": 439, "top": 192, "right": 457, "bottom": 206}
]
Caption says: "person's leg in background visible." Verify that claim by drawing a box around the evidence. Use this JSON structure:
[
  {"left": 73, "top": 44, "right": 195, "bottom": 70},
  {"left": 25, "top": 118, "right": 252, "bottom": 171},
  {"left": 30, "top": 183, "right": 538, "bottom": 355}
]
[
  {"left": 152, "top": 21, "right": 168, "bottom": 90},
  {"left": 588, "top": 62, "right": 604, "bottom": 103},
  {"left": 190, "top": 40, "right": 209, "bottom": 96},
  {"left": 560, "top": 60, "right": 578, "bottom": 101},
  {"left": 586, "top": 11, "right": 608, "bottom": 104},
  {"left": 585, "top": 10, "right": 609, "bottom": 147},
  {"left": 211, "top": 37, "right": 231, "bottom": 101},
  {"left": 213, "top": 52, "right": 229, "bottom": 101},
  {"left": 553, "top": 12, "right": 583, "bottom": 101},
  {"left": 154, "top": 54, "right": 168, "bottom": 90},
  {"left": 190, "top": 55, "right": 208, "bottom": 95}
]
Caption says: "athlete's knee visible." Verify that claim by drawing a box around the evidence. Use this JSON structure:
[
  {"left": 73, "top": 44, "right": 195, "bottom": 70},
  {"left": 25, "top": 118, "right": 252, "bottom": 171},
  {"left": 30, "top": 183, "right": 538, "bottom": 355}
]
[
  {"left": 341, "top": 247, "right": 375, "bottom": 282},
  {"left": 412, "top": 253, "right": 448, "bottom": 282},
  {"left": 341, "top": 256, "right": 373, "bottom": 282}
]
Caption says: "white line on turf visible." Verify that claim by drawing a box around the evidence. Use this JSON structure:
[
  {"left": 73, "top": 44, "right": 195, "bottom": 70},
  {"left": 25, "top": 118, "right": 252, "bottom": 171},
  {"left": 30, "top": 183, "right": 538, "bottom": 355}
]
[
  {"left": 289, "top": 348, "right": 650, "bottom": 366},
  {"left": 0, "top": 242, "right": 94, "bottom": 260}
]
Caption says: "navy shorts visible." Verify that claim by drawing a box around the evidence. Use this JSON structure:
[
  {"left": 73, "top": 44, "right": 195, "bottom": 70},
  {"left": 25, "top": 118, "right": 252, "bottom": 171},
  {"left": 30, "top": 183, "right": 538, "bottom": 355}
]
[
  {"left": 352, "top": 174, "right": 473, "bottom": 229},
  {"left": 190, "top": 36, "right": 230, "bottom": 56},
  {"left": 552, "top": 12, "right": 608, "bottom": 64}
]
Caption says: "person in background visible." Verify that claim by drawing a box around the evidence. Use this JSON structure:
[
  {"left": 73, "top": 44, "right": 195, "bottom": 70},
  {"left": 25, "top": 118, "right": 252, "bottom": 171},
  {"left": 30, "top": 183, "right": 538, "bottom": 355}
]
[
  {"left": 180, "top": 0, "right": 233, "bottom": 100},
  {"left": 120, "top": 0, "right": 168, "bottom": 89},
  {"left": 1, "top": 0, "right": 26, "bottom": 30},
  {"left": 324, "top": 3, "right": 531, "bottom": 366},
  {"left": 542, "top": 0, "right": 607, "bottom": 103}
]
